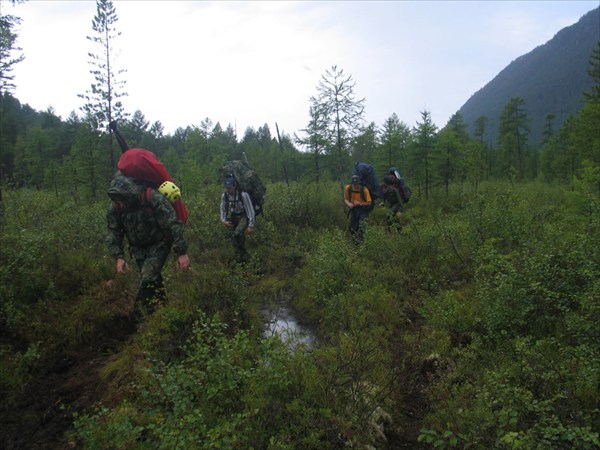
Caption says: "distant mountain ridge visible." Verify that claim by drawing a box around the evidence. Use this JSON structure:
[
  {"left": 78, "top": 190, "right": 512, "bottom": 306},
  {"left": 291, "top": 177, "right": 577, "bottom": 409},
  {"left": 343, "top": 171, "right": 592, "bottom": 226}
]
[{"left": 457, "top": 7, "right": 599, "bottom": 146}]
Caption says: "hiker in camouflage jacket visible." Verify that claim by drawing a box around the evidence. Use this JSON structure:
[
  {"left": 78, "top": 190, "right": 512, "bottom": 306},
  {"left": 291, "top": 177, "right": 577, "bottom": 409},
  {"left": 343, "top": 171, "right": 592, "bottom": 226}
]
[{"left": 106, "top": 174, "right": 190, "bottom": 322}]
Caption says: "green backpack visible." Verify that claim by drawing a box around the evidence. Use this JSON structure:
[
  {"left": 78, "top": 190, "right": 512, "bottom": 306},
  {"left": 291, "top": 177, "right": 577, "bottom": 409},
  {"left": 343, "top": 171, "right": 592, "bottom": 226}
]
[{"left": 221, "top": 160, "right": 267, "bottom": 216}]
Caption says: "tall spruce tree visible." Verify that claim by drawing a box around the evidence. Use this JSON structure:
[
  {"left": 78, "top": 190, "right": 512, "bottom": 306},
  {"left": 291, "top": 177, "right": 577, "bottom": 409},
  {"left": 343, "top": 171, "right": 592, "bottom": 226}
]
[
  {"left": 435, "top": 127, "right": 462, "bottom": 196},
  {"left": 437, "top": 112, "right": 470, "bottom": 190},
  {"left": 412, "top": 110, "right": 437, "bottom": 198},
  {"left": 295, "top": 102, "right": 329, "bottom": 183},
  {"left": 0, "top": 3, "right": 25, "bottom": 203},
  {"left": 498, "top": 96, "right": 530, "bottom": 181},
  {"left": 351, "top": 122, "right": 378, "bottom": 167},
  {"left": 473, "top": 115, "right": 493, "bottom": 177},
  {"left": 79, "top": 0, "right": 127, "bottom": 170},
  {"left": 379, "top": 113, "right": 411, "bottom": 171},
  {"left": 0, "top": 10, "right": 24, "bottom": 95},
  {"left": 313, "top": 65, "right": 365, "bottom": 181}
]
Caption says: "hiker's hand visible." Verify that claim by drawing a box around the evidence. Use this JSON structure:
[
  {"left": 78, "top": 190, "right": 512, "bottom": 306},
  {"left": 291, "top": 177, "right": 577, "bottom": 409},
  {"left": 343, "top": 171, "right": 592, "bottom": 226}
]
[
  {"left": 177, "top": 254, "right": 191, "bottom": 272},
  {"left": 246, "top": 227, "right": 254, "bottom": 235},
  {"left": 395, "top": 212, "right": 402, "bottom": 218},
  {"left": 223, "top": 220, "right": 233, "bottom": 227},
  {"left": 116, "top": 258, "right": 129, "bottom": 274}
]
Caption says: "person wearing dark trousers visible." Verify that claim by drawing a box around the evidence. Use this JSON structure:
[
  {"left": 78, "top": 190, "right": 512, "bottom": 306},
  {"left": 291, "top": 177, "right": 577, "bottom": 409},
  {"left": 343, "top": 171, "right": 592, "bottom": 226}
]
[
  {"left": 344, "top": 175, "right": 372, "bottom": 243},
  {"left": 220, "top": 176, "right": 255, "bottom": 263},
  {"left": 380, "top": 177, "right": 404, "bottom": 233},
  {"left": 106, "top": 174, "right": 190, "bottom": 324}
]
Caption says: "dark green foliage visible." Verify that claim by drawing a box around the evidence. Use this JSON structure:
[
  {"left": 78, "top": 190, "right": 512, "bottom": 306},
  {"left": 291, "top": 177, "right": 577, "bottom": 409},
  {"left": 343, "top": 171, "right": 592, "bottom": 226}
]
[
  {"left": 415, "top": 182, "right": 599, "bottom": 449},
  {"left": 0, "top": 12, "right": 24, "bottom": 94}
]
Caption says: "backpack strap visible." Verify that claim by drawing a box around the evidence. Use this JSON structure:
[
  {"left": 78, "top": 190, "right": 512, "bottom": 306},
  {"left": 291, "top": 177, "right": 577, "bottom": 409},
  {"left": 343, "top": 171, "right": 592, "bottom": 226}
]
[
  {"left": 354, "top": 185, "right": 366, "bottom": 203},
  {"left": 140, "top": 186, "right": 154, "bottom": 214},
  {"left": 224, "top": 187, "right": 243, "bottom": 217}
]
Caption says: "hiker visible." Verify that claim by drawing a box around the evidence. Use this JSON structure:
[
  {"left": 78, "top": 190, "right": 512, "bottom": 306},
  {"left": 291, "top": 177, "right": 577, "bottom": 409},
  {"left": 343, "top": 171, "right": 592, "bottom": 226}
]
[
  {"left": 220, "top": 176, "right": 255, "bottom": 263},
  {"left": 344, "top": 174, "right": 372, "bottom": 242},
  {"left": 106, "top": 174, "right": 190, "bottom": 323},
  {"left": 380, "top": 176, "right": 403, "bottom": 233}
]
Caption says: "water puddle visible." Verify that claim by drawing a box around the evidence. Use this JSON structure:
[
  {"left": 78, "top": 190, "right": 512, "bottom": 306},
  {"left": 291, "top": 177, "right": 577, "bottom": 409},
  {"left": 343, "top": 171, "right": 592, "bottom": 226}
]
[{"left": 262, "top": 301, "right": 316, "bottom": 351}]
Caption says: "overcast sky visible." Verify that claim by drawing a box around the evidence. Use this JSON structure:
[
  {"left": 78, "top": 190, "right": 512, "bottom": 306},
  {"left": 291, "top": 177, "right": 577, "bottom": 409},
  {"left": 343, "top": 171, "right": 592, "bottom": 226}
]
[{"left": 6, "top": 0, "right": 598, "bottom": 138}]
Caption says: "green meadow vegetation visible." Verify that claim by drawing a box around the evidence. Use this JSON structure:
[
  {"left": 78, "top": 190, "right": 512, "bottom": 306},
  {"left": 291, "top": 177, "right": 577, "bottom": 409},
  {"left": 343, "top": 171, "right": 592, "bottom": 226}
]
[{"left": 1, "top": 177, "right": 598, "bottom": 449}]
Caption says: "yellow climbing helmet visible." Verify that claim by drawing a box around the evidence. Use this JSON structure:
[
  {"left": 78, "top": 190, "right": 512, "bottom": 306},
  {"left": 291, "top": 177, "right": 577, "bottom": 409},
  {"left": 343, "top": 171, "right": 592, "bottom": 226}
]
[{"left": 158, "top": 181, "right": 181, "bottom": 203}]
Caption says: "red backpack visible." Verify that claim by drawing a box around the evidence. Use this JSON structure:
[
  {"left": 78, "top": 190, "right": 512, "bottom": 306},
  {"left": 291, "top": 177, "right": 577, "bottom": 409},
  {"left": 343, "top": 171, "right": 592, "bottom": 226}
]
[{"left": 118, "top": 148, "right": 189, "bottom": 224}]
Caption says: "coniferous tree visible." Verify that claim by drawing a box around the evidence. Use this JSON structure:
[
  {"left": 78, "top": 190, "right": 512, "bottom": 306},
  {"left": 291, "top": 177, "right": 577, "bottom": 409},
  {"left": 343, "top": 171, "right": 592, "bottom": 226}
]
[
  {"left": 295, "top": 103, "right": 329, "bottom": 183},
  {"left": 351, "top": 122, "right": 378, "bottom": 166},
  {"left": 434, "top": 127, "right": 462, "bottom": 196},
  {"left": 0, "top": 9, "right": 24, "bottom": 95},
  {"left": 69, "top": 119, "right": 106, "bottom": 199},
  {"left": 313, "top": 65, "right": 365, "bottom": 181},
  {"left": 473, "top": 115, "right": 494, "bottom": 177},
  {"left": 79, "top": 0, "right": 127, "bottom": 171},
  {"left": 539, "top": 116, "right": 577, "bottom": 182},
  {"left": 542, "top": 113, "right": 556, "bottom": 144},
  {"left": 445, "top": 112, "right": 470, "bottom": 180},
  {"left": 498, "top": 97, "right": 530, "bottom": 181},
  {"left": 540, "top": 41, "right": 600, "bottom": 193},
  {"left": 569, "top": 41, "right": 600, "bottom": 179},
  {"left": 120, "top": 109, "right": 150, "bottom": 149},
  {"left": 0, "top": 92, "right": 22, "bottom": 187},
  {"left": 379, "top": 113, "right": 411, "bottom": 171},
  {"left": 582, "top": 41, "right": 600, "bottom": 104},
  {"left": 0, "top": 5, "right": 25, "bottom": 203},
  {"left": 411, "top": 110, "right": 437, "bottom": 198}
]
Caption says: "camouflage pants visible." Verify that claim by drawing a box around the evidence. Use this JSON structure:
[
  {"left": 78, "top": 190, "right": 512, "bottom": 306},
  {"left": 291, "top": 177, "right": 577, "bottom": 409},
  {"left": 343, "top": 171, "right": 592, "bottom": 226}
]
[
  {"left": 230, "top": 213, "right": 249, "bottom": 261},
  {"left": 386, "top": 210, "right": 402, "bottom": 233},
  {"left": 131, "top": 241, "right": 169, "bottom": 321}
]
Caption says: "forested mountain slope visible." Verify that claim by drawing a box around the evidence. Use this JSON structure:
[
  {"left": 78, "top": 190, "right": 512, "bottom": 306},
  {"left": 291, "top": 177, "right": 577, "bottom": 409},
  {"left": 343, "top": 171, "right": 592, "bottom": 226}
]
[{"left": 458, "top": 7, "right": 599, "bottom": 146}]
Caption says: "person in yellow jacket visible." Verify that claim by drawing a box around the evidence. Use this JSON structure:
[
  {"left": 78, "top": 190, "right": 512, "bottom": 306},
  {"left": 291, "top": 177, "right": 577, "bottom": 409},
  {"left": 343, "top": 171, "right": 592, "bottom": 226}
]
[{"left": 344, "top": 175, "right": 372, "bottom": 242}]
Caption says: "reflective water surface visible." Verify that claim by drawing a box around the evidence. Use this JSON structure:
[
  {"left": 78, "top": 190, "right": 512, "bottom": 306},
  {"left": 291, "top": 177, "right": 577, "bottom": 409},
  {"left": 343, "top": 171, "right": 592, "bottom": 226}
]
[{"left": 262, "top": 301, "right": 316, "bottom": 351}]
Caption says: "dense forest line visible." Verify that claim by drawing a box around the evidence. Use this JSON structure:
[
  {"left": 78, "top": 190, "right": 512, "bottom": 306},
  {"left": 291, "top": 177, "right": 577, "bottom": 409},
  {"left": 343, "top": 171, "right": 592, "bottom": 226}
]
[
  {"left": 0, "top": 49, "right": 598, "bottom": 203},
  {"left": 0, "top": 45, "right": 598, "bottom": 202}
]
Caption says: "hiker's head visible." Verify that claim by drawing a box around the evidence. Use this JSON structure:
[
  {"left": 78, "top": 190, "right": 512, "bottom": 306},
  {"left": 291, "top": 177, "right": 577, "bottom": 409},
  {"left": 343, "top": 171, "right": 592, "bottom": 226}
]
[
  {"left": 159, "top": 181, "right": 181, "bottom": 204},
  {"left": 224, "top": 176, "right": 236, "bottom": 191},
  {"left": 108, "top": 174, "right": 138, "bottom": 206},
  {"left": 351, "top": 175, "right": 361, "bottom": 186}
]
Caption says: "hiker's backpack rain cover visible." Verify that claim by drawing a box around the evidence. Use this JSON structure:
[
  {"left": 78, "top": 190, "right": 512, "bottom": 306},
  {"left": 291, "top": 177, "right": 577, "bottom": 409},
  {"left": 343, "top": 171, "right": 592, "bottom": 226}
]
[{"left": 118, "top": 148, "right": 189, "bottom": 224}]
